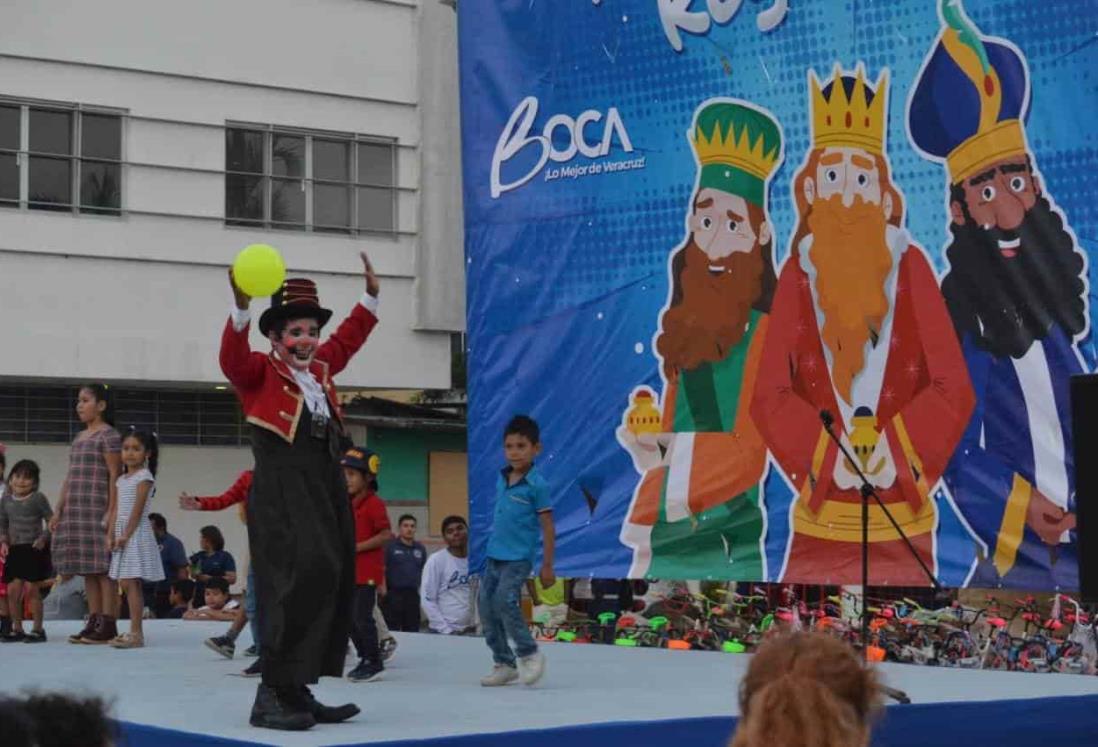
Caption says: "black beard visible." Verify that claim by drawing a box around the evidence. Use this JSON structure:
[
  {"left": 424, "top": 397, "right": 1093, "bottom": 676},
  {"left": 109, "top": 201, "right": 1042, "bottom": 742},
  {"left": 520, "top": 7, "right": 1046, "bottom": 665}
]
[{"left": 941, "top": 194, "right": 1086, "bottom": 359}]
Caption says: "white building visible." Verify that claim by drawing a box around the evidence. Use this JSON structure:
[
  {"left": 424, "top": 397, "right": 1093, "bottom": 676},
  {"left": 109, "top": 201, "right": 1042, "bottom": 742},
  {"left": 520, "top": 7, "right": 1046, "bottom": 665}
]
[{"left": 0, "top": 0, "right": 464, "bottom": 579}]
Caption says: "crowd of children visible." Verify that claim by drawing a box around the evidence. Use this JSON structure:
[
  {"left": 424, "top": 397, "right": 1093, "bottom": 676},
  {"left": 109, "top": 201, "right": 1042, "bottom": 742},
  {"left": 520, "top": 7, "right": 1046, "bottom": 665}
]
[{"left": 1, "top": 382, "right": 561, "bottom": 717}]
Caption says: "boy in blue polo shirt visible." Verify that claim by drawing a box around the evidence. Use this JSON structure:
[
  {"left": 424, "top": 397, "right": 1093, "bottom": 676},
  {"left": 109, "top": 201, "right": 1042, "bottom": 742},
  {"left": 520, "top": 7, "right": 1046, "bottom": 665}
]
[{"left": 479, "top": 415, "right": 555, "bottom": 687}]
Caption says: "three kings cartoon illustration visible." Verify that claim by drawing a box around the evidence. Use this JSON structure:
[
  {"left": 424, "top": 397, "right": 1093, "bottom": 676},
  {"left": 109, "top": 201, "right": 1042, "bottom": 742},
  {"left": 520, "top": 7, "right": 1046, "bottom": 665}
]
[{"left": 612, "top": 0, "right": 1087, "bottom": 591}]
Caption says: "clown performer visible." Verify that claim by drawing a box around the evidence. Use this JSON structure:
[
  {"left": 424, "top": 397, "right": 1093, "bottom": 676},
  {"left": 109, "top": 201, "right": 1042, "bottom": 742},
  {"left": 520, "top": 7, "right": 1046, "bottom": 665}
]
[
  {"left": 907, "top": 0, "right": 1088, "bottom": 590},
  {"left": 618, "top": 100, "right": 783, "bottom": 581},
  {"left": 221, "top": 252, "right": 378, "bottom": 731},
  {"left": 750, "top": 65, "right": 975, "bottom": 585}
]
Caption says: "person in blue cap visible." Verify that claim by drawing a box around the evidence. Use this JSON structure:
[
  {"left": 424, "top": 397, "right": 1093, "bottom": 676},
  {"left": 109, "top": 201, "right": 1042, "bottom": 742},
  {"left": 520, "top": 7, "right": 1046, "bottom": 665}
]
[{"left": 907, "top": 0, "right": 1087, "bottom": 590}]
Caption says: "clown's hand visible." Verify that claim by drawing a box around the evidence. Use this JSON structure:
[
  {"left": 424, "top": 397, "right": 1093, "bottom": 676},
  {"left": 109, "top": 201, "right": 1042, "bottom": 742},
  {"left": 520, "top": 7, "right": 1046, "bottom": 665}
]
[
  {"left": 361, "top": 252, "right": 380, "bottom": 298},
  {"left": 617, "top": 426, "right": 663, "bottom": 472},
  {"left": 228, "top": 268, "right": 250, "bottom": 311}
]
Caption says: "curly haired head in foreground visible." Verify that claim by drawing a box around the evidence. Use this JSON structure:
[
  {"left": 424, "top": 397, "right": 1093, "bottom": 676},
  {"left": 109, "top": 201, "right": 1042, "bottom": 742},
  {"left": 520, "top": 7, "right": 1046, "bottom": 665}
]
[{"left": 731, "top": 632, "right": 881, "bottom": 747}]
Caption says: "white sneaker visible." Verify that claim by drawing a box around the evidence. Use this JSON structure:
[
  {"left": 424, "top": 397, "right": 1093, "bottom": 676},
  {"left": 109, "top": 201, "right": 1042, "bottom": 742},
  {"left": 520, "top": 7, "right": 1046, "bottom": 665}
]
[
  {"left": 517, "top": 651, "right": 546, "bottom": 686},
  {"left": 480, "top": 664, "right": 519, "bottom": 687}
]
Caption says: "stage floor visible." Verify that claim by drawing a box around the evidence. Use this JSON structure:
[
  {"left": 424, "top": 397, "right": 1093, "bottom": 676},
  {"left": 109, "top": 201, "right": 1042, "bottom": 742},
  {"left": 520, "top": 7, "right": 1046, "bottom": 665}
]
[{"left": 3, "top": 620, "right": 1098, "bottom": 746}]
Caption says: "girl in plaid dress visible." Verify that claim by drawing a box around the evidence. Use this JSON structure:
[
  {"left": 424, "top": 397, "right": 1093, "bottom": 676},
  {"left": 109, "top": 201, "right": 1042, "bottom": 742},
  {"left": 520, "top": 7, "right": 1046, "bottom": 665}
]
[
  {"left": 108, "top": 430, "right": 163, "bottom": 649},
  {"left": 49, "top": 385, "right": 123, "bottom": 644}
]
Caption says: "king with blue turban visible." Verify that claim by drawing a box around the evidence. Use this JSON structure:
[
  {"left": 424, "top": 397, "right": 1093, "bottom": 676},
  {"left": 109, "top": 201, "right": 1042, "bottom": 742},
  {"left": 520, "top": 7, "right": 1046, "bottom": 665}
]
[{"left": 906, "top": 0, "right": 1087, "bottom": 590}]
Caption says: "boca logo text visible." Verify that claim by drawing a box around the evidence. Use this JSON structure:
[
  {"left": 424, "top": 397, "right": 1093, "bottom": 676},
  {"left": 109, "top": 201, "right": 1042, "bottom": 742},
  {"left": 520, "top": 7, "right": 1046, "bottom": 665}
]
[{"left": 491, "top": 96, "right": 634, "bottom": 198}]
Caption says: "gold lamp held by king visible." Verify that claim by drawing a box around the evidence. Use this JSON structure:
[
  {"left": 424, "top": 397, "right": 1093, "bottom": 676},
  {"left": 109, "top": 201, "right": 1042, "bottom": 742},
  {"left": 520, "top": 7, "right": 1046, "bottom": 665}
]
[
  {"left": 626, "top": 388, "right": 662, "bottom": 436},
  {"left": 847, "top": 406, "right": 885, "bottom": 477}
]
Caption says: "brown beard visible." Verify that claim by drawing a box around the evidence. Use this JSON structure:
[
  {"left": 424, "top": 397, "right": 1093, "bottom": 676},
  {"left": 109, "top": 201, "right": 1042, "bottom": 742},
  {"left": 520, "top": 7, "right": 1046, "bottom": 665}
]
[
  {"left": 805, "top": 194, "right": 893, "bottom": 404},
  {"left": 656, "top": 239, "right": 764, "bottom": 378}
]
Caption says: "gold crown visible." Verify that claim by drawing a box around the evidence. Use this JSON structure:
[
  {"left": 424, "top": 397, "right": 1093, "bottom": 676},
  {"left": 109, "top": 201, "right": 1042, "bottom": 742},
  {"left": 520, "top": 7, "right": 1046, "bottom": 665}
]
[
  {"left": 809, "top": 64, "right": 888, "bottom": 155},
  {"left": 693, "top": 119, "right": 780, "bottom": 181}
]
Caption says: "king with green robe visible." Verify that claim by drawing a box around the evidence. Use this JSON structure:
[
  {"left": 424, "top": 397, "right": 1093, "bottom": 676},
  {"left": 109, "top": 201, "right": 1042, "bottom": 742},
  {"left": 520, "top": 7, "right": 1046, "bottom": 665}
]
[{"left": 618, "top": 99, "right": 783, "bottom": 581}]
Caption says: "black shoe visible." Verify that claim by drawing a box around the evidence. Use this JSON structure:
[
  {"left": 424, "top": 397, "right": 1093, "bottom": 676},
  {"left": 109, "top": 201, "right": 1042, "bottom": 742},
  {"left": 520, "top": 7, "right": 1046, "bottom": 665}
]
[
  {"left": 243, "top": 644, "right": 259, "bottom": 657},
  {"left": 347, "top": 659, "right": 384, "bottom": 683},
  {"left": 249, "top": 684, "right": 315, "bottom": 731},
  {"left": 380, "top": 637, "right": 397, "bottom": 662},
  {"left": 23, "top": 630, "right": 47, "bottom": 643},
  {"left": 205, "top": 635, "right": 235, "bottom": 659},
  {"left": 0, "top": 616, "right": 10, "bottom": 637},
  {"left": 1, "top": 630, "right": 26, "bottom": 643},
  {"left": 241, "top": 659, "right": 262, "bottom": 677},
  {"left": 297, "top": 685, "right": 360, "bottom": 724}
]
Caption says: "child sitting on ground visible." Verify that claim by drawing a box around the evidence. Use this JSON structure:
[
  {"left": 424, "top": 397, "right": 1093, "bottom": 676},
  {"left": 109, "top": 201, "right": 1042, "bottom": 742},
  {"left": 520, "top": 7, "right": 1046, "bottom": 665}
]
[
  {"left": 167, "top": 579, "right": 195, "bottom": 619},
  {"left": 183, "top": 577, "right": 239, "bottom": 621}
]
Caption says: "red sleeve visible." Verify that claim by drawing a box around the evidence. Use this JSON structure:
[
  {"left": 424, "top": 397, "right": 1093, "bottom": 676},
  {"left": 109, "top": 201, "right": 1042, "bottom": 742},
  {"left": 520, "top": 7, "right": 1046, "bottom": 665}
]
[
  {"left": 367, "top": 496, "right": 391, "bottom": 534},
  {"left": 315, "top": 303, "right": 377, "bottom": 377},
  {"left": 197, "top": 471, "right": 254, "bottom": 512},
  {"left": 882, "top": 252, "right": 975, "bottom": 488},
  {"left": 220, "top": 318, "right": 266, "bottom": 389}
]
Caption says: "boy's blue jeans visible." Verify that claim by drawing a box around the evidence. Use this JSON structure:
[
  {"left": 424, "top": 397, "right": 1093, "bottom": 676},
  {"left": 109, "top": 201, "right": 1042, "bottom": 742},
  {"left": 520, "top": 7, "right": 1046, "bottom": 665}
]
[{"left": 479, "top": 558, "right": 538, "bottom": 667}]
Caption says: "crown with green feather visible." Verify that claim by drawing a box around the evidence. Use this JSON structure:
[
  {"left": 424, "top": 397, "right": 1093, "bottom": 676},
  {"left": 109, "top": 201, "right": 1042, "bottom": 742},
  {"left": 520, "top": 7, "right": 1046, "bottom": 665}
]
[{"left": 691, "top": 101, "right": 783, "bottom": 207}]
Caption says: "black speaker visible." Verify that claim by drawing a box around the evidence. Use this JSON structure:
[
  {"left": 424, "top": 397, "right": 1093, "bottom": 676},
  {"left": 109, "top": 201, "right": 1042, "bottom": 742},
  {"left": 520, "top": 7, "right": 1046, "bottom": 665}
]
[{"left": 1070, "top": 374, "right": 1098, "bottom": 602}]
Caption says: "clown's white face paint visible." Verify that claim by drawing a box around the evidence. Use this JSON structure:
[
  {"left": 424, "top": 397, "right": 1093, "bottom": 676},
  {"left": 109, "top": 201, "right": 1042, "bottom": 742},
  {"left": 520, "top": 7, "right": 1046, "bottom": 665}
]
[{"left": 272, "top": 317, "right": 320, "bottom": 370}]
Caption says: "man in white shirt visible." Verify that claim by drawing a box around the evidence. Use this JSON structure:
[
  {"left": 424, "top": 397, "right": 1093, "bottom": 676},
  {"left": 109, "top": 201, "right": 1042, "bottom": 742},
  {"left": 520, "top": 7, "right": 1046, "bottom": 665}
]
[{"left": 420, "top": 516, "right": 475, "bottom": 635}]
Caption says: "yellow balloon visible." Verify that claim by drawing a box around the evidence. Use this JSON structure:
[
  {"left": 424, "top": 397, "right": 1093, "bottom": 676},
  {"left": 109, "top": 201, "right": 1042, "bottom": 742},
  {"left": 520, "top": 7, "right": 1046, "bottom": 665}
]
[{"left": 233, "top": 244, "right": 286, "bottom": 297}]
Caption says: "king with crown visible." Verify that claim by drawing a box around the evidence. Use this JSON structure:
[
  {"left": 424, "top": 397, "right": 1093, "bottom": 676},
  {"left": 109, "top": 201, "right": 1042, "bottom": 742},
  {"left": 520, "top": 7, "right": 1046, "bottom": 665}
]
[
  {"left": 907, "top": 0, "right": 1087, "bottom": 590},
  {"left": 617, "top": 99, "right": 783, "bottom": 581},
  {"left": 220, "top": 253, "right": 378, "bottom": 731},
  {"left": 750, "top": 65, "right": 975, "bottom": 584}
]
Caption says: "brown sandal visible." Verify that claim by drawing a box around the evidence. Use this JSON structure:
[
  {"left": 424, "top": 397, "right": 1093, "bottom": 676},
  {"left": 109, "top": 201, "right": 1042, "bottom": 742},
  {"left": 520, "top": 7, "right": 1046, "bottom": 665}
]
[{"left": 110, "top": 632, "right": 144, "bottom": 649}]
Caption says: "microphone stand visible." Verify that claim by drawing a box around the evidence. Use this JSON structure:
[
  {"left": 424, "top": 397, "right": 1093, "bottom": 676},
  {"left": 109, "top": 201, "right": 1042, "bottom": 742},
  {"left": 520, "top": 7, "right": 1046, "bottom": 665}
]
[{"left": 819, "top": 409, "right": 940, "bottom": 705}]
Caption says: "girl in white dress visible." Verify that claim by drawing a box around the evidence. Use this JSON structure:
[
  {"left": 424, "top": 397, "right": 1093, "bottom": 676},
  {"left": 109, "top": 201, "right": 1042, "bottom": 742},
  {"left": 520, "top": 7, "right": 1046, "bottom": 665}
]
[{"left": 108, "top": 430, "right": 164, "bottom": 648}]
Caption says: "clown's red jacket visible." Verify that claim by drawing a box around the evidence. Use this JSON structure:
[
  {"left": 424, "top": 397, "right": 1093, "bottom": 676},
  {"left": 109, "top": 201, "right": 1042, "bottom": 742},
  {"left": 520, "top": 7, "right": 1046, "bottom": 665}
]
[{"left": 219, "top": 298, "right": 377, "bottom": 442}]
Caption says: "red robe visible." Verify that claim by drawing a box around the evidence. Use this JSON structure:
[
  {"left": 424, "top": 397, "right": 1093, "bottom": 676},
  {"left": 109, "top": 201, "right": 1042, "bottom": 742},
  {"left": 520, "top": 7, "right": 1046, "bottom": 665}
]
[{"left": 750, "top": 244, "right": 974, "bottom": 584}]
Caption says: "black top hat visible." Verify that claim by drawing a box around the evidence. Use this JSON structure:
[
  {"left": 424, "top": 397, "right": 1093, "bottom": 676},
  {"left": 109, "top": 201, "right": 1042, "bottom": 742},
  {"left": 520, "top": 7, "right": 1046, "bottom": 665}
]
[{"left": 258, "top": 278, "right": 333, "bottom": 336}]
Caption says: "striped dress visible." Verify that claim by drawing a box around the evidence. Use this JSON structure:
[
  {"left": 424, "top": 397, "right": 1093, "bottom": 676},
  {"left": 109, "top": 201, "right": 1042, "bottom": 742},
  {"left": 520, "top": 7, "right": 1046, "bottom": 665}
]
[
  {"left": 51, "top": 427, "right": 122, "bottom": 576},
  {"left": 109, "top": 469, "right": 164, "bottom": 582}
]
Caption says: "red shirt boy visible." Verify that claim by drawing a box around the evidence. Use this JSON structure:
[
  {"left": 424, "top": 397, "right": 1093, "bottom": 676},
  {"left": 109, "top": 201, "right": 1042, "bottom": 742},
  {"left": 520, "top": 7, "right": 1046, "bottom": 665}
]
[{"left": 342, "top": 449, "right": 391, "bottom": 586}]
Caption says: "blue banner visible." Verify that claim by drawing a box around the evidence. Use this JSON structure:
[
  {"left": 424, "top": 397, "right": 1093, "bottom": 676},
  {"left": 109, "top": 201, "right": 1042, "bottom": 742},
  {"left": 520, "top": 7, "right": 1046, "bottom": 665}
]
[{"left": 459, "top": 0, "right": 1098, "bottom": 588}]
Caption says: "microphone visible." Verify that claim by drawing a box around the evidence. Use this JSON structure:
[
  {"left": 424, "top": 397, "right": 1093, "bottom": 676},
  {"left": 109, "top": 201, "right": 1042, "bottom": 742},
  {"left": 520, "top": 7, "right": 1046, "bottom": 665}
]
[{"left": 819, "top": 409, "right": 835, "bottom": 429}]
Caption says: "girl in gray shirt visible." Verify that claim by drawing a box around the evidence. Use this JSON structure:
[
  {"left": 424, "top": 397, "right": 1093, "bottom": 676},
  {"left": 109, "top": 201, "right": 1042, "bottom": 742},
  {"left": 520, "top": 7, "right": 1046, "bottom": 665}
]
[{"left": 0, "top": 460, "right": 53, "bottom": 642}]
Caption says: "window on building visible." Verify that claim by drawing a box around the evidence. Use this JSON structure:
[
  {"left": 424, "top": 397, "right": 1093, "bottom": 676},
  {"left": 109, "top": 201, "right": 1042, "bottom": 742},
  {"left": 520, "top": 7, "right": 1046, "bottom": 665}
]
[
  {"left": 0, "top": 385, "right": 247, "bottom": 446},
  {"left": 0, "top": 105, "right": 19, "bottom": 208},
  {"left": 225, "top": 125, "right": 395, "bottom": 234},
  {"left": 0, "top": 100, "right": 121, "bottom": 215}
]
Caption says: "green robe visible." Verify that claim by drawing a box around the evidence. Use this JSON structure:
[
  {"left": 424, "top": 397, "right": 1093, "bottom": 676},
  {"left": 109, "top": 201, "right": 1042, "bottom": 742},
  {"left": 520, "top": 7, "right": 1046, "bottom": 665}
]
[{"left": 647, "top": 310, "right": 765, "bottom": 581}]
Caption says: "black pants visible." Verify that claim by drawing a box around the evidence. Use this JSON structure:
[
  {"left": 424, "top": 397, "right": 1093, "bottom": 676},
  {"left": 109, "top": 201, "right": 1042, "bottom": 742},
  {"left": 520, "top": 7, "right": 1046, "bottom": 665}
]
[
  {"left": 350, "top": 585, "right": 380, "bottom": 664},
  {"left": 248, "top": 420, "right": 354, "bottom": 688},
  {"left": 383, "top": 588, "right": 421, "bottom": 632}
]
